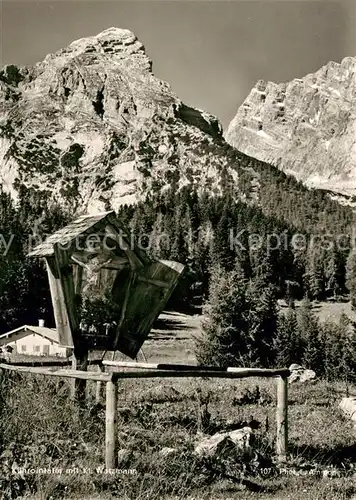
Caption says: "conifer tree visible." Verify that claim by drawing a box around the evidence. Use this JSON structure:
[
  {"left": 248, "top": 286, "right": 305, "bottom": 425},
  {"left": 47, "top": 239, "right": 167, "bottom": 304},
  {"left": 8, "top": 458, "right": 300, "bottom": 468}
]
[
  {"left": 195, "top": 220, "right": 214, "bottom": 300},
  {"left": 304, "top": 243, "right": 326, "bottom": 300},
  {"left": 339, "top": 315, "right": 356, "bottom": 385},
  {"left": 170, "top": 205, "right": 189, "bottom": 263},
  {"left": 195, "top": 266, "right": 249, "bottom": 367},
  {"left": 210, "top": 204, "right": 235, "bottom": 271},
  {"left": 275, "top": 307, "right": 301, "bottom": 367},
  {"left": 149, "top": 212, "right": 170, "bottom": 259},
  {"left": 345, "top": 250, "right": 356, "bottom": 309},
  {"left": 322, "top": 320, "right": 343, "bottom": 381},
  {"left": 233, "top": 226, "right": 252, "bottom": 280},
  {"left": 323, "top": 314, "right": 355, "bottom": 383},
  {"left": 246, "top": 280, "right": 278, "bottom": 367},
  {"left": 196, "top": 266, "right": 279, "bottom": 368},
  {"left": 298, "top": 299, "right": 325, "bottom": 374}
]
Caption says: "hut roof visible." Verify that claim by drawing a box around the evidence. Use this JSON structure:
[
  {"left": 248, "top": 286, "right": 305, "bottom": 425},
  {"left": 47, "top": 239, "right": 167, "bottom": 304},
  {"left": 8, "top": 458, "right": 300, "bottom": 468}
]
[
  {"left": 28, "top": 210, "right": 138, "bottom": 258},
  {"left": 28, "top": 211, "right": 113, "bottom": 257},
  {"left": 0, "top": 325, "right": 60, "bottom": 345}
]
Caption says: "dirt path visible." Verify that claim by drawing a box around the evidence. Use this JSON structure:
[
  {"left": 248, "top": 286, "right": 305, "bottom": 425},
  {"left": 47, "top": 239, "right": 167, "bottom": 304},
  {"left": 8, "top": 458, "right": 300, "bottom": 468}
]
[{"left": 141, "top": 311, "right": 202, "bottom": 363}]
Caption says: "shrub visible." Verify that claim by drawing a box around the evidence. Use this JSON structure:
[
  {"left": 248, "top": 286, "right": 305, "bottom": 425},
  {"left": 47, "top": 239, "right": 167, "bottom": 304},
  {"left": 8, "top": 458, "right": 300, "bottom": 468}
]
[
  {"left": 197, "top": 273, "right": 356, "bottom": 381},
  {"left": 275, "top": 303, "right": 356, "bottom": 382}
]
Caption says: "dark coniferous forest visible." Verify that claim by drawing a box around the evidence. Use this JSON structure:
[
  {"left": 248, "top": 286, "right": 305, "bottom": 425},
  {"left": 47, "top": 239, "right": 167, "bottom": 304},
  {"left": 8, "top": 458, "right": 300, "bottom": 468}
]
[{"left": 0, "top": 150, "right": 355, "bottom": 335}]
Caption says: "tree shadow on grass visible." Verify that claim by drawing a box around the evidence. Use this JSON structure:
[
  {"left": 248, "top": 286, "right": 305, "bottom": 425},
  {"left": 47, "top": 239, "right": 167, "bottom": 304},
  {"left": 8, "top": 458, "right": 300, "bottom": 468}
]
[{"left": 151, "top": 317, "right": 196, "bottom": 332}]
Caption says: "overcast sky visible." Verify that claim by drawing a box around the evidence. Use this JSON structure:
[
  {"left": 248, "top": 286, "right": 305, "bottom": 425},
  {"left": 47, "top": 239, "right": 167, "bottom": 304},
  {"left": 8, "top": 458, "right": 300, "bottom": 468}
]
[{"left": 1, "top": 1, "right": 355, "bottom": 128}]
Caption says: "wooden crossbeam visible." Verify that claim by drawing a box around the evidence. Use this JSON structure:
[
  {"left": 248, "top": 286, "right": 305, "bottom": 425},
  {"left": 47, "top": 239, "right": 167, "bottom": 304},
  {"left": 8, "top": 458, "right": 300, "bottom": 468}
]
[
  {"left": 102, "top": 361, "right": 291, "bottom": 377},
  {"left": 106, "top": 367, "right": 291, "bottom": 380},
  {"left": 136, "top": 276, "right": 170, "bottom": 289},
  {"left": 0, "top": 362, "right": 289, "bottom": 465},
  {"left": 0, "top": 363, "right": 113, "bottom": 382},
  {"left": 0, "top": 359, "right": 102, "bottom": 367}
]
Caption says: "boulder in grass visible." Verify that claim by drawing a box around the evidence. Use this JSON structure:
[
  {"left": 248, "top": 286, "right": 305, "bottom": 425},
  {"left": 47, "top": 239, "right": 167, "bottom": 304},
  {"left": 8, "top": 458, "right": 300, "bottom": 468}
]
[
  {"left": 288, "top": 364, "right": 316, "bottom": 383},
  {"left": 194, "top": 427, "right": 252, "bottom": 458},
  {"left": 339, "top": 397, "right": 356, "bottom": 425},
  {"left": 289, "top": 363, "right": 303, "bottom": 371}
]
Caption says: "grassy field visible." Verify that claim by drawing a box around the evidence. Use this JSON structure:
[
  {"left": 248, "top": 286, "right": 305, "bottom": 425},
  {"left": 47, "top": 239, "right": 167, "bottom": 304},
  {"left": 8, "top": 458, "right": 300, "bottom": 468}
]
[
  {"left": 140, "top": 311, "right": 200, "bottom": 364},
  {"left": 139, "top": 299, "right": 356, "bottom": 364},
  {"left": 0, "top": 374, "right": 355, "bottom": 500},
  {"left": 278, "top": 299, "right": 356, "bottom": 324},
  {"left": 4, "top": 300, "right": 353, "bottom": 366}
]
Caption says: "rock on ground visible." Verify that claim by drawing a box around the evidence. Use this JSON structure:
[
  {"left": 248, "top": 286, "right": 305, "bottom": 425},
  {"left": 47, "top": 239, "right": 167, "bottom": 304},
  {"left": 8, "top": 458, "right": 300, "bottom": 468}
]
[
  {"left": 194, "top": 427, "right": 252, "bottom": 458},
  {"left": 288, "top": 364, "right": 316, "bottom": 383},
  {"left": 117, "top": 448, "right": 131, "bottom": 463},
  {"left": 339, "top": 397, "right": 356, "bottom": 425}
]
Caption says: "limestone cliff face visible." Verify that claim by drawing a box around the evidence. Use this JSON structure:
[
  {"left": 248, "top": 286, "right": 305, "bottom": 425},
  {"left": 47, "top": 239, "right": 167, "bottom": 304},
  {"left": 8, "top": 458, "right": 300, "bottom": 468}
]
[
  {"left": 0, "top": 28, "right": 241, "bottom": 214},
  {"left": 225, "top": 57, "right": 356, "bottom": 196}
]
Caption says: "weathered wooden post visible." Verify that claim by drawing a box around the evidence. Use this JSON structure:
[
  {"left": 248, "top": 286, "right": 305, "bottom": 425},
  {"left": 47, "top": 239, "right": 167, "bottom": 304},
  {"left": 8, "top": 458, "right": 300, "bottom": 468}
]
[
  {"left": 51, "top": 243, "right": 88, "bottom": 404},
  {"left": 105, "top": 376, "right": 118, "bottom": 469},
  {"left": 95, "top": 364, "right": 104, "bottom": 404},
  {"left": 276, "top": 375, "right": 288, "bottom": 462},
  {"left": 70, "top": 347, "right": 88, "bottom": 403}
]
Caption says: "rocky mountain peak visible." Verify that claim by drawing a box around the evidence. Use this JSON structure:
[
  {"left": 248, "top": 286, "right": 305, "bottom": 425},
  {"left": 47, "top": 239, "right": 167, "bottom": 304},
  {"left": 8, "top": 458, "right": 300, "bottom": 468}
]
[
  {"left": 0, "top": 28, "right": 241, "bottom": 215},
  {"left": 41, "top": 27, "right": 152, "bottom": 73},
  {"left": 225, "top": 56, "right": 356, "bottom": 197}
]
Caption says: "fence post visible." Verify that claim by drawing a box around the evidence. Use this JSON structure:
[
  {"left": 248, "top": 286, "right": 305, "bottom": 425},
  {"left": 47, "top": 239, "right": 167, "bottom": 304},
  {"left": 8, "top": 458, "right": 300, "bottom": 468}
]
[
  {"left": 276, "top": 376, "right": 288, "bottom": 462},
  {"left": 70, "top": 347, "right": 88, "bottom": 403},
  {"left": 105, "top": 377, "right": 118, "bottom": 469},
  {"left": 96, "top": 364, "right": 104, "bottom": 404}
]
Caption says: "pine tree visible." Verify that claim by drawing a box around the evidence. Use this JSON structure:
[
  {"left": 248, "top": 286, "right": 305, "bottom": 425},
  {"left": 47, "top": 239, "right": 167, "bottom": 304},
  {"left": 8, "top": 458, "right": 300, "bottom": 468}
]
[
  {"left": 181, "top": 204, "right": 195, "bottom": 264},
  {"left": 323, "top": 314, "right": 355, "bottom": 383},
  {"left": 246, "top": 280, "right": 278, "bottom": 367},
  {"left": 275, "top": 307, "right": 301, "bottom": 367},
  {"left": 251, "top": 243, "right": 278, "bottom": 289},
  {"left": 169, "top": 204, "right": 191, "bottom": 263},
  {"left": 322, "top": 320, "right": 343, "bottom": 381},
  {"left": 323, "top": 246, "right": 344, "bottom": 299},
  {"left": 339, "top": 316, "right": 356, "bottom": 386},
  {"left": 210, "top": 204, "right": 235, "bottom": 271},
  {"left": 149, "top": 212, "right": 170, "bottom": 259},
  {"left": 233, "top": 226, "right": 252, "bottom": 280},
  {"left": 297, "top": 299, "right": 325, "bottom": 374},
  {"left": 195, "top": 267, "right": 279, "bottom": 368},
  {"left": 345, "top": 250, "right": 356, "bottom": 309},
  {"left": 195, "top": 266, "right": 249, "bottom": 367},
  {"left": 195, "top": 220, "right": 214, "bottom": 300},
  {"left": 304, "top": 242, "right": 326, "bottom": 300}
]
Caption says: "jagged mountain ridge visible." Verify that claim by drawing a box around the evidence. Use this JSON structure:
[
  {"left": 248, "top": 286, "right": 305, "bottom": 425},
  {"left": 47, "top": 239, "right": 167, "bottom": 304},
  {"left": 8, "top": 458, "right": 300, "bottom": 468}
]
[
  {"left": 0, "top": 27, "right": 258, "bottom": 214},
  {"left": 225, "top": 57, "right": 356, "bottom": 197}
]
